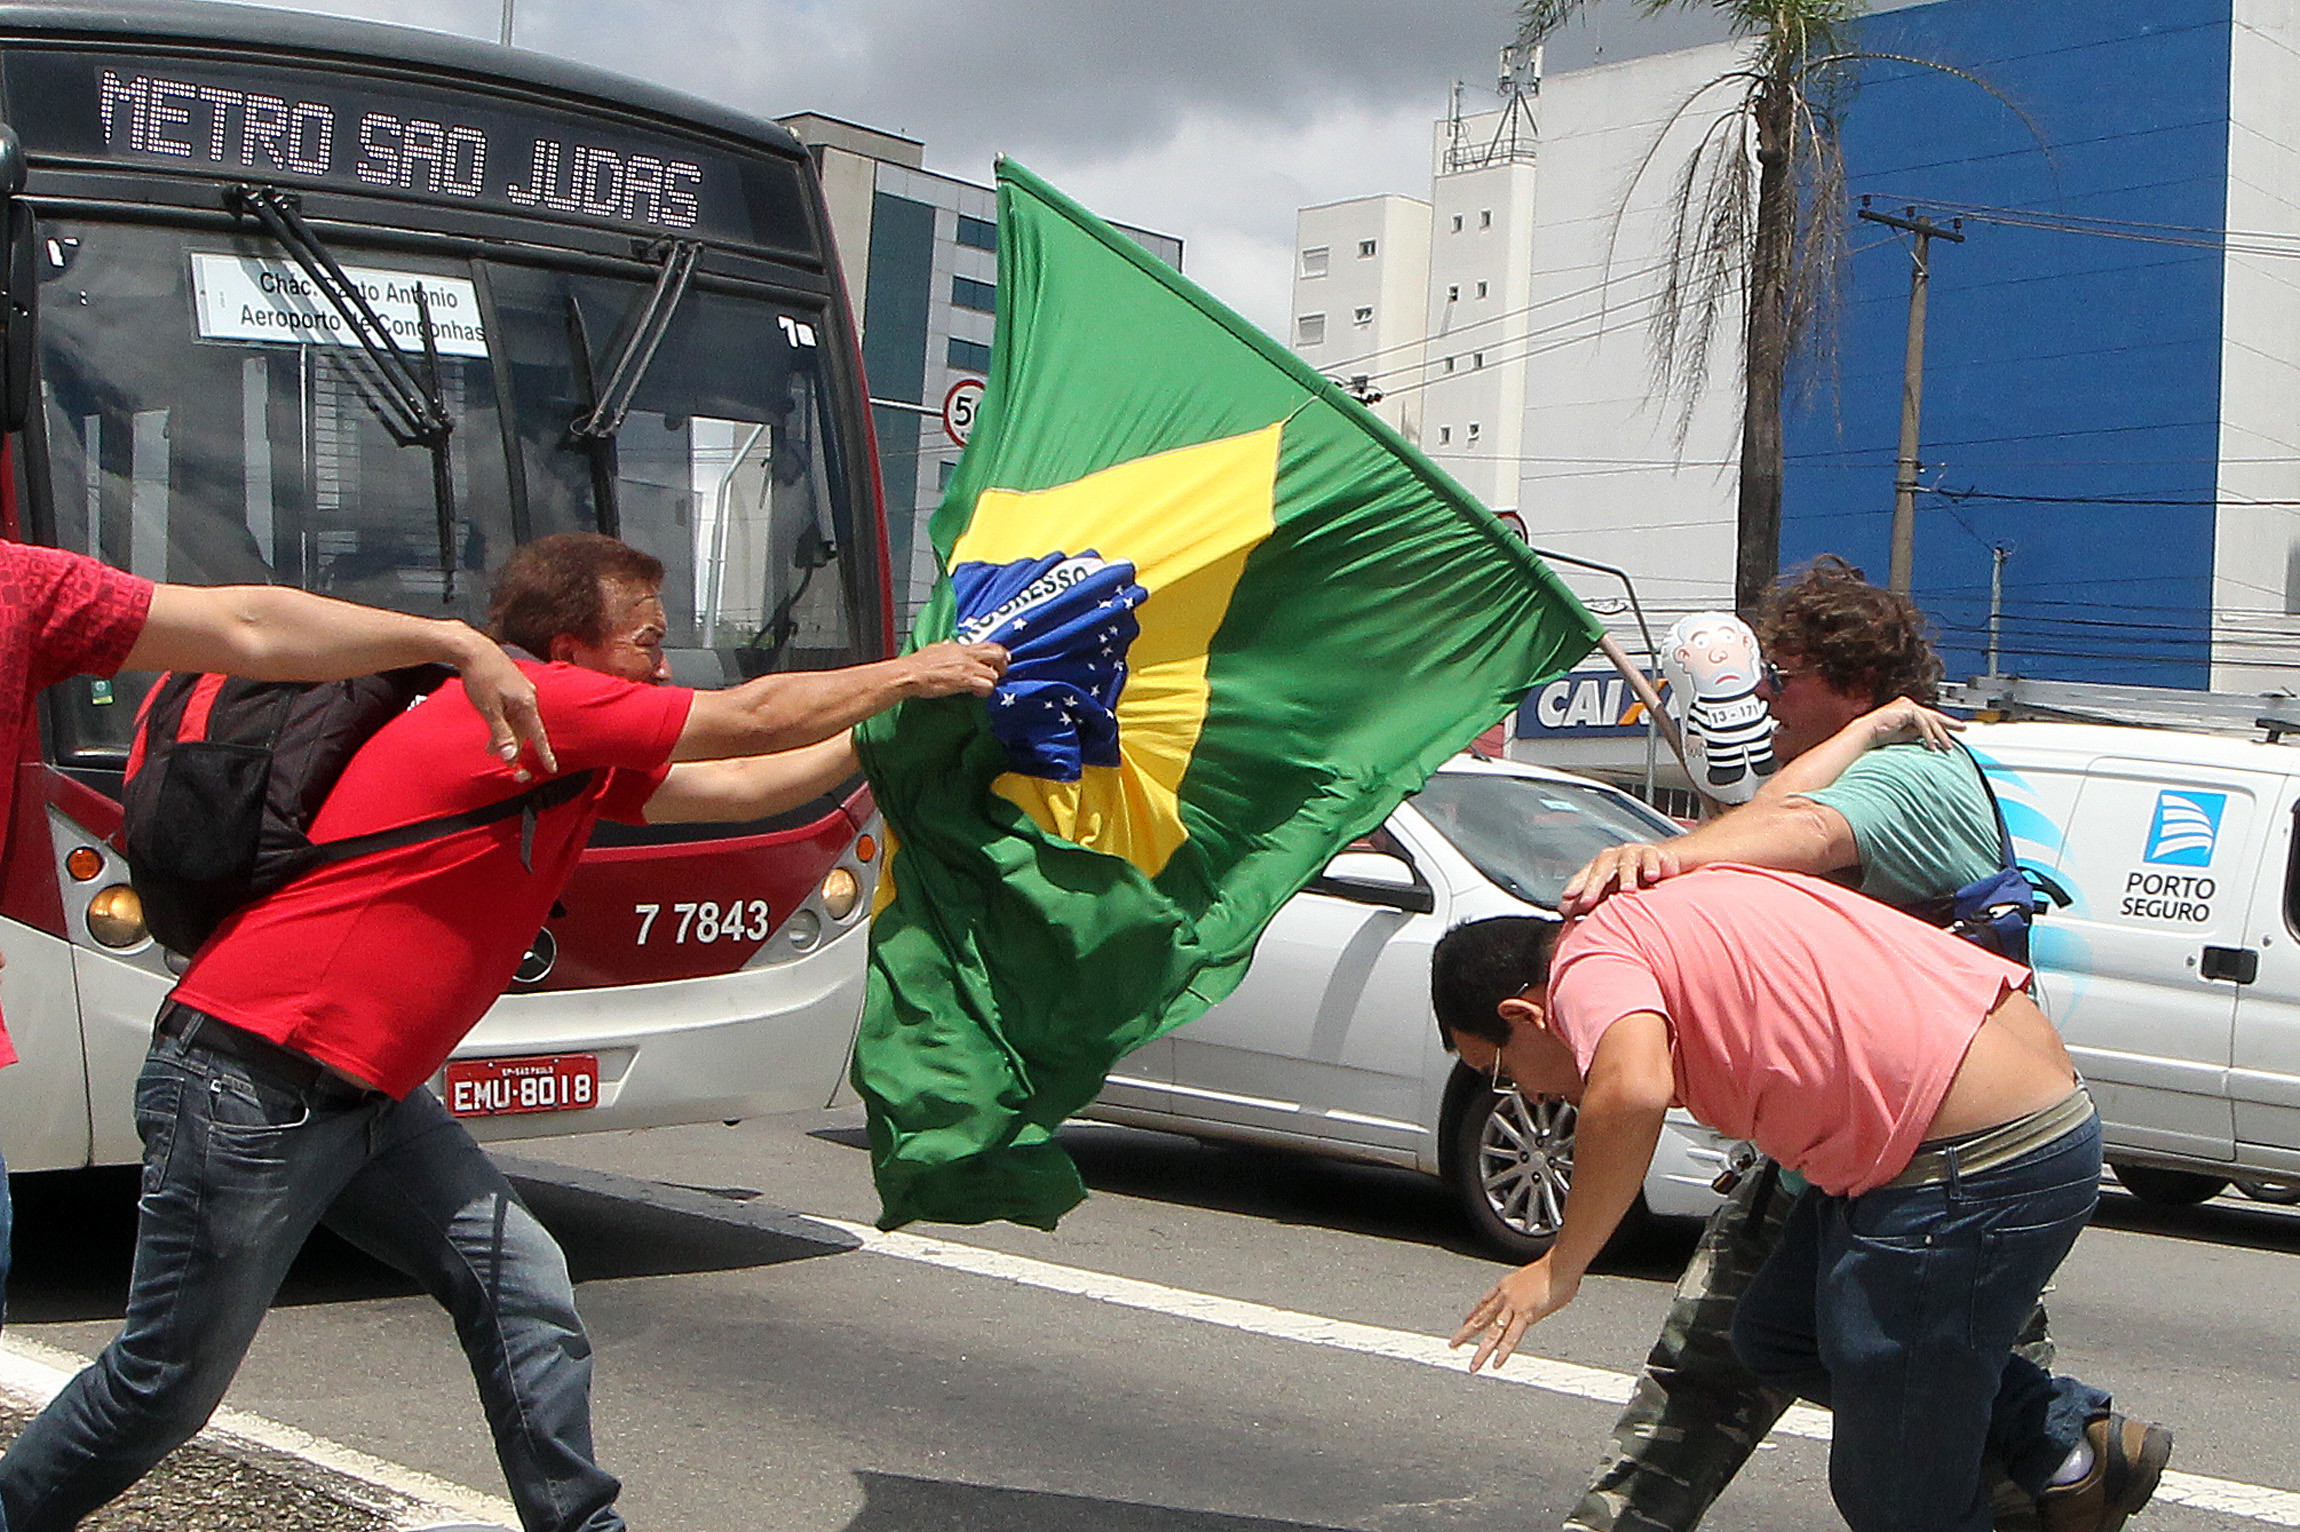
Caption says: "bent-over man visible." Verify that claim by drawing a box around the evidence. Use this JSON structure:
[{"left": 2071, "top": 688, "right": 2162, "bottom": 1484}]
[
  {"left": 1435, "top": 888, "right": 2164, "bottom": 1532},
  {"left": 1557, "top": 556, "right": 2162, "bottom": 1532}
]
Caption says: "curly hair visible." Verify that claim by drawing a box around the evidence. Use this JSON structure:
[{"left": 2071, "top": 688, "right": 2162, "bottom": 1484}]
[
  {"left": 487, "top": 532, "right": 666, "bottom": 658},
  {"left": 1754, "top": 555, "right": 1942, "bottom": 707}
]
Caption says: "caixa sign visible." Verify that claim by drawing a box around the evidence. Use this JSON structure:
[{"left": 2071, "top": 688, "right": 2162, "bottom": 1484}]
[{"left": 1515, "top": 667, "right": 1669, "bottom": 739}]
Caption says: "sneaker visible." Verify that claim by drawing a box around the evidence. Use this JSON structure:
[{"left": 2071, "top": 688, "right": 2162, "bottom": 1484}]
[{"left": 2038, "top": 1413, "right": 2173, "bottom": 1532}]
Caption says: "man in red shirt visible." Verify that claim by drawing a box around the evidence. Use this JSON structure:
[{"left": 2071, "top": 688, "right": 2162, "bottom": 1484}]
[
  {"left": 0, "top": 540, "right": 552, "bottom": 1337},
  {"left": 0, "top": 533, "right": 1005, "bottom": 1532}
]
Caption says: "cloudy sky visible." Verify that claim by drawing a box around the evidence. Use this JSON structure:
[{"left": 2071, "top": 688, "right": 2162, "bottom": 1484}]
[{"left": 235, "top": 0, "right": 1738, "bottom": 334}]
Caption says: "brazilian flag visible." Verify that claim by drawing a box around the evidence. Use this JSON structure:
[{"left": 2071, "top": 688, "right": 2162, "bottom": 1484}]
[{"left": 853, "top": 161, "right": 1601, "bottom": 1231}]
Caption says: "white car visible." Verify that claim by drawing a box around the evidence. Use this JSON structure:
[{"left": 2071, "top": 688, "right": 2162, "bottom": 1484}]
[{"left": 1083, "top": 754, "right": 1734, "bottom": 1259}]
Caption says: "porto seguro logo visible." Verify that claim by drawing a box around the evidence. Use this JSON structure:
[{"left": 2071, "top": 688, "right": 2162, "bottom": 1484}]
[
  {"left": 2144, "top": 790, "right": 2227, "bottom": 867},
  {"left": 949, "top": 550, "right": 1148, "bottom": 782}
]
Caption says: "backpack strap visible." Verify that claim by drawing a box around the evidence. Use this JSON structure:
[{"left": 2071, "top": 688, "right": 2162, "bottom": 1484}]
[
  {"left": 1953, "top": 737, "right": 2021, "bottom": 877},
  {"left": 301, "top": 769, "right": 598, "bottom": 875}
]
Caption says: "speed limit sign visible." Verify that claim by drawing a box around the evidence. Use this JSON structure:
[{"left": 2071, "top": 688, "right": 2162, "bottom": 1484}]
[{"left": 942, "top": 377, "right": 985, "bottom": 449}]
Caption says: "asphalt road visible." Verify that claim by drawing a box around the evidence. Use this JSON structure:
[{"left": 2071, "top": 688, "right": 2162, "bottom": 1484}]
[{"left": 8, "top": 1109, "right": 2300, "bottom": 1532}]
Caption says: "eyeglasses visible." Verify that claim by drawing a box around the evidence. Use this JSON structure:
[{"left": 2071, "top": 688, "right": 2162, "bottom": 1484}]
[{"left": 1761, "top": 660, "right": 1815, "bottom": 696}]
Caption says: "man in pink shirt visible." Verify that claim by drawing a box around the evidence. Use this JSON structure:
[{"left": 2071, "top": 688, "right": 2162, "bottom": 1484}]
[{"left": 1431, "top": 867, "right": 2166, "bottom": 1532}]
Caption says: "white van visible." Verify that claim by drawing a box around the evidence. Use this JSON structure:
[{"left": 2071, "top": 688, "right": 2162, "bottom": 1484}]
[{"left": 1967, "top": 721, "right": 2300, "bottom": 1205}]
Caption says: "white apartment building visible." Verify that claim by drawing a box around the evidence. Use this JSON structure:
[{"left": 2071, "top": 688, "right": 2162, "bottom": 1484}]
[
  {"left": 1419, "top": 105, "right": 1538, "bottom": 518},
  {"left": 1288, "top": 194, "right": 1430, "bottom": 443},
  {"left": 1286, "top": 97, "right": 1539, "bottom": 519},
  {"left": 1513, "top": 41, "right": 1745, "bottom": 628}
]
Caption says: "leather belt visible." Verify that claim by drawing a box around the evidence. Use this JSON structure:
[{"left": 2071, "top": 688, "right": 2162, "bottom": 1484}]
[{"left": 155, "top": 1002, "right": 379, "bottom": 1103}]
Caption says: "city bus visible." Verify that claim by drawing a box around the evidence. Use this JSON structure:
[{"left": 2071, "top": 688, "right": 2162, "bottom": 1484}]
[{"left": 0, "top": 1, "right": 896, "bottom": 1169}]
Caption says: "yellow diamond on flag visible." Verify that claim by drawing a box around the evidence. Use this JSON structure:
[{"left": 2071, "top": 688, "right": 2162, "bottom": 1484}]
[{"left": 950, "top": 423, "right": 1279, "bottom": 877}]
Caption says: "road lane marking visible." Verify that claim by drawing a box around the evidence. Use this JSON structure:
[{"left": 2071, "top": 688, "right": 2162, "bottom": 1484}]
[
  {"left": 804, "top": 1216, "right": 1831, "bottom": 1432},
  {"left": 809, "top": 1215, "right": 2300, "bottom": 1529},
  {"left": 0, "top": 1334, "right": 519, "bottom": 1531}
]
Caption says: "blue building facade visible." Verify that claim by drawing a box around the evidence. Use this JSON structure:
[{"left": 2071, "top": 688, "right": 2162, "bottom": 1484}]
[{"left": 1781, "top": 0, "right": 2257, "bottom": 689}]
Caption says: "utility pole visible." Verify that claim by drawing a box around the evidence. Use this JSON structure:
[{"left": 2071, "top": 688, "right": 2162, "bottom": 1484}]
[
  {"left": 499, "top": 0, "right": 515, "bottom": 46},
  {"left": 1985, "top": 543, "right": 2009, "bottom": 680},
  {"left": 1857, "top": 204, "right": 1964, "bottom": 595}
]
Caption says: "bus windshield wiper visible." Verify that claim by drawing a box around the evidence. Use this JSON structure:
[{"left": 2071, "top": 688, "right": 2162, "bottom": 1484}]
[
  {"left": 566, "top": 238, "right": 702, "bottom": 537},
  {"left": 225, "top": 184, "right": 463, "bottom": 602}
]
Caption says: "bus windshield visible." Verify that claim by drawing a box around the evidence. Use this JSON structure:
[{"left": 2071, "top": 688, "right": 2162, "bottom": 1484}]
[{"left": 37, "top": 218, "right": 872, "bottom": 763}]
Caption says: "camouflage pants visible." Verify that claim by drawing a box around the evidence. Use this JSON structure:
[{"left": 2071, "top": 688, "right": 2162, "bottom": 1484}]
[{"left": 1564, "top": 1163, "right": 2056, "bottom": 1532}]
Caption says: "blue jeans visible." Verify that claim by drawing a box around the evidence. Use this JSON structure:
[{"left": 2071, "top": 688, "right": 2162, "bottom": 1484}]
[
  {"left": 1731, "top": 1114, "right": 2111, "bottom": 1532},
  {"left": 0, "top": 1010, "right": 624, "bottom": 1532}
]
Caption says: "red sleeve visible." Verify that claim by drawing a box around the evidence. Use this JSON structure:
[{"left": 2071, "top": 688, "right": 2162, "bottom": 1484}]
[
  {"left": 596, "top": 762, "right": 674, "bottom": 825},
  {"left": 527, "top": 662, "right": 694, "bottom": 775},
  {"left": 5, "top": 545, "right": 155, "bottom": 690},
  {"left": 1545, "top": 916, "right": 1670, "bottom": 1076}
]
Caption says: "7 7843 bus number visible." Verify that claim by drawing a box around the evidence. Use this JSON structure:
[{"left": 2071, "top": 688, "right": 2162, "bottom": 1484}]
[{"left": 634, "top": 900, "right": 770, "bottom": 945}]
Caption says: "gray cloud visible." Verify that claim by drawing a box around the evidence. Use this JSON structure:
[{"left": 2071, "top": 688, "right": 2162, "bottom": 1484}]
[{"left": 224, "top": 0, "right": 1746, "bottom": 330}]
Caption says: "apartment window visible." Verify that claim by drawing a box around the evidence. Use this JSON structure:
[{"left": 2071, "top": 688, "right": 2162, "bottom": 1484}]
[
  {"left": 947, "top": 336, "right": 993, "bottom": 372},
  {"left": 1479, "top": 209, "right": 1493, "bottom": 229},
  {"left": 1358, "top": 238, "right": 1377, "bottom": 257},
  {"left": 1473, "top": 351, "right": 1486, "bottom": 369},
  {"left": 1438, "top": 426, "right": 1451, "bottom": 445},
  {"left": 938, "top": 460, "right": 957, "bottom": 490},
  {"left": 951, "top": 275, "right": 996, "bottom": 313},
  {"left": 1467, "top": 422, "right": 1482, "bottom": 443},
  {"left": 1301, "top": 245, "right": 1330, "bottom": 277},
  {"left": 1445, "top": 284, "right": 1459, "bottom": 303},
  {"left": 1475, "top": 280, "right": 1489, "bottom": 299},
  {"left": 1443, "top": 356, "right": 1456, "bottom": 374},
  {"left": 1353, "top": 305, "right": 1373, "bottom": 325},
  {"left": 1451, "top": 214, "right": 1464, "bottom": 233},
  {"left": 1297, "top": 312, "right": 1327, "bottom": 346},
  {"left": 955, "top": 214, "right": 997, "bottom": 251}
]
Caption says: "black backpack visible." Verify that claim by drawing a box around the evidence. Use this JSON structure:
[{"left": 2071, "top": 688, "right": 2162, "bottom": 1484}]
[{"left": 123, "top": 666, "right": 592, "bottom": 956}]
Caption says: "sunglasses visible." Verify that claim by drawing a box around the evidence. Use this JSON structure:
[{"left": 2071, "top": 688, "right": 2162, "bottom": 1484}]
[{"left": 1761, "top": 660, "right": 1815, "bottom": 695}]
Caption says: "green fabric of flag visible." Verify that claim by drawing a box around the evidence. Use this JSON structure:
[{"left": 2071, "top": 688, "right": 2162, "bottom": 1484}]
[{"left": 852, "top": 160, "right": 1602, "bottom": 1231}]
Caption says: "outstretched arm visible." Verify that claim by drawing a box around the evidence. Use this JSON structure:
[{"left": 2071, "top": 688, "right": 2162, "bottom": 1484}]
[
  {"left": 670, "top": 641, "right": 1007, "bottom": 762},
  {"left": 643, "top": 734, "right": 860, "bottom": 824},
  {"left": 1756, "top": 698, "right": 1960, "bottom": 802},
  {"left": 1452, "top": 1012, "right": 1674, "bottom": 1372},
  {"left": 1557, "top": 700, "right": 1958, "bottom": 914},
  {"left": 125, "top": 584, "right": 554, "bottom": 772}
]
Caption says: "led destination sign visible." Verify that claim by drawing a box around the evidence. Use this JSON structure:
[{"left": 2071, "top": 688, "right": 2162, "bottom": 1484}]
[{"left": 2, "top": 49, "right": 811, "bottom": 250}]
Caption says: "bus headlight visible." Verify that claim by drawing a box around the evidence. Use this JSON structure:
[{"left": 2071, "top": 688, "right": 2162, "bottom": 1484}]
[
  {"left": 821, "top": 867, "right": 862, "bottom": 921},
  {"left": 86, "top": 885, "right": 148, "bottom": 948}
]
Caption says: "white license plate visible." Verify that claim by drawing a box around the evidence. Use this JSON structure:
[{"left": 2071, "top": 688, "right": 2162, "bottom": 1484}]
[{"left": 444, "top": 1053, "right": 599, "bottom": 1117}]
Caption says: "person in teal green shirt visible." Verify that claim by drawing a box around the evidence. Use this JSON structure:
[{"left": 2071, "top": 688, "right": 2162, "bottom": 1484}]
[{"left": 1553, "top": 555, "right": 2166, "bottom": 1532}]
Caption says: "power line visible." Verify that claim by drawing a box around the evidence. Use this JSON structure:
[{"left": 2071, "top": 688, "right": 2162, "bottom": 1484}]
[{"left": 1863, "top": 196, "right": 2300, "bottom": 261}]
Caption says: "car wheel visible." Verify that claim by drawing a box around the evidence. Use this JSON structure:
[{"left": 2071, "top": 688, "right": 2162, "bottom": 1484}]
[
  {"left": 1446, "top": 1074, "right": 1585, "bottom": 1261},
  {"left": 2110, "top": 1163, "right": 2229, "bottom": 1207},
  {"left": 2234, "top": 1178, "right": 2300, "bottom": 1205}
]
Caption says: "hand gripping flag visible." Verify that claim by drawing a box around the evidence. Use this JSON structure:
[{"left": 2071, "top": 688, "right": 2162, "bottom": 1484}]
[{"left": 853, "top": 161, "right": 1603, "bottom": 1230}]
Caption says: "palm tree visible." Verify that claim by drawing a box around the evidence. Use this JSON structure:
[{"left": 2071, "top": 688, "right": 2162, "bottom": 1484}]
[{"left": 1519, "top": 0, "right": 1865, "bottom": 615}]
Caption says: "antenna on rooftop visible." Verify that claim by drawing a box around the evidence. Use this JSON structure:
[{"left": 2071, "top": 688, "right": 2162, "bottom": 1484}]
[{"left": 1499, "top": 40, "right": 1542, "bottom": 98}]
